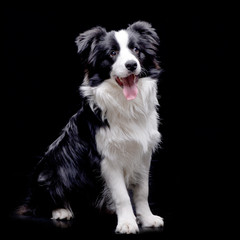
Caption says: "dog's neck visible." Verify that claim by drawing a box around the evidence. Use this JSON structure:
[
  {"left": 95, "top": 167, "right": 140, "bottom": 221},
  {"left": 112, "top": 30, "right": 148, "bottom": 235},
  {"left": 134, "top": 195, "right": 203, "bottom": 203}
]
[{"left": 80, "top": 76, "right": 159, "bottom": 122}]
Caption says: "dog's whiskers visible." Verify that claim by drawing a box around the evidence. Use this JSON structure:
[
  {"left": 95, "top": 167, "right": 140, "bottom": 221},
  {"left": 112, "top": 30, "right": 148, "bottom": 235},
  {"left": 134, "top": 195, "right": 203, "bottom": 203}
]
[{"left": 140, "top": 67, "right": 148, "bottom": 77}]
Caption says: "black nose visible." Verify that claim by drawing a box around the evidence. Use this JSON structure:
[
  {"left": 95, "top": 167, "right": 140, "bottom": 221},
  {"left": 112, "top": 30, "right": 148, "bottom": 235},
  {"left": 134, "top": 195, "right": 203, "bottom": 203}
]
[{"left": 125, "top": 60, "right": 137, "bottom": 72}]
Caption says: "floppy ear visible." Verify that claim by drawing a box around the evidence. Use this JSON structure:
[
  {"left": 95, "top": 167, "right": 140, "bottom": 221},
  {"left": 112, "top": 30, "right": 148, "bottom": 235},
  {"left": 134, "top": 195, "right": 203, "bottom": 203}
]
[
  {"left": 75, "top": 26, "right": 107, "bottom": 61},
  {"left": 128, "top": 21, "right": 161, "bottom": 75},
  {"left": 128, "top": 21, "right": 159, "bottom": 53}
]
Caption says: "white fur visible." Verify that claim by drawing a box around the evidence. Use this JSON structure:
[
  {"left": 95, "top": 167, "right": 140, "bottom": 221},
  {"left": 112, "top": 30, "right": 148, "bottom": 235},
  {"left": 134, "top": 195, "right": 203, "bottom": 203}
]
[
  {"left": 80, "top": 30, "right": 163, "bottom": 234},
  {"left": 81, "top": 77, "right": 162, "bottom": 233}
]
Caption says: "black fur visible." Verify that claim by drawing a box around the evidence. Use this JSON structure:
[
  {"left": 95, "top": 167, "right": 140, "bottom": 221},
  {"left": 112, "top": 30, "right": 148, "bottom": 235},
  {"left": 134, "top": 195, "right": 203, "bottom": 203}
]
[{"left": 18, "top": 99, "right": 109, "bottom": 217}]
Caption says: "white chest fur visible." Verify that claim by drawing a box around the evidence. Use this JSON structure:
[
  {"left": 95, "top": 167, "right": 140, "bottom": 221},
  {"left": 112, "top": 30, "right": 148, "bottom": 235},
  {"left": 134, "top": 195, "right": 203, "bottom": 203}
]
[{"left": 81, "top": 77, "right": 161, "bottom": 182}]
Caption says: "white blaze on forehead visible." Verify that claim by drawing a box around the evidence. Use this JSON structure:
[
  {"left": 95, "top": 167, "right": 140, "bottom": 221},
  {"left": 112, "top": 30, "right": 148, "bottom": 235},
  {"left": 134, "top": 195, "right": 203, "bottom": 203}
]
[{"left": 115, "top": 30, "right": 129, "bottom": 49}]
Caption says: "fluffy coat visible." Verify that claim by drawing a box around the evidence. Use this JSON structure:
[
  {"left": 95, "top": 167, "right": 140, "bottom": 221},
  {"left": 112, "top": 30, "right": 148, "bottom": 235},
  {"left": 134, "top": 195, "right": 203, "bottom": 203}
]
[{"left": 17, "top": 21, "right": 164, "bottom": 234}]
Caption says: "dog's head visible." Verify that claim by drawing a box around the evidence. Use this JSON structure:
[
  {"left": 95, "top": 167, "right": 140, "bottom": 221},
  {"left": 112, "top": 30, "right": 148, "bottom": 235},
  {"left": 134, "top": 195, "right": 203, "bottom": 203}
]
[{"left": 76, "top": 21, "right": 160, "bottom": 100}]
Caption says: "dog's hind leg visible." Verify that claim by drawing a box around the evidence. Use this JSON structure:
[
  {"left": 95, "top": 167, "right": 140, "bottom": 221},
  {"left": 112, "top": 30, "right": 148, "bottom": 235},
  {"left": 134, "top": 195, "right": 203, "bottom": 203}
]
[
  {"left": 51, "top": 202, "right": 73, "bottom": 220},
  {"left": 51, "top": 208, "right": 73, "bottom": 220}
]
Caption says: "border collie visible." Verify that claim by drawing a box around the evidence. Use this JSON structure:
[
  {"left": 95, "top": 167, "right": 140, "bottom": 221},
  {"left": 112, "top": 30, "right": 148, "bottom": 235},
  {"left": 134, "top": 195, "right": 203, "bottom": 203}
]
[{"left": 17, "top": 21, "right": 164, "bottom": 234}]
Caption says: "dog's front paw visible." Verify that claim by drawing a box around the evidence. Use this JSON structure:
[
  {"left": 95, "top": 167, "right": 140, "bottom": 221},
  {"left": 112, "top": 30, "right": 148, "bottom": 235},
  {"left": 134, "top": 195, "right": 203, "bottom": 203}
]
[
  {"left": 137, "top": 214, "right": 164, "bottom": 228},
  {"left": 115, "top": 219, "right": 139, "bottom": 234},
  {"left": 51, "top": 208, "right": 73, "bottom": 220}
]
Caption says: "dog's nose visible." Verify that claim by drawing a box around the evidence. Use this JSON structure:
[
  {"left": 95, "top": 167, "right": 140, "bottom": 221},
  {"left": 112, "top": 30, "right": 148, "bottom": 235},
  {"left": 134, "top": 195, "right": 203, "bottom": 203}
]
[{"left": 125, "top": 60, "right": 137, "bottom": 72}]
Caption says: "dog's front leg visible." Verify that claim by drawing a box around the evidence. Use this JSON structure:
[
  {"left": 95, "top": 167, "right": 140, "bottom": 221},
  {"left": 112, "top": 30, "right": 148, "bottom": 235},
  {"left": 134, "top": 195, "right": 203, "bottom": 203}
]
[
  {"left": 101, "top": 159, "right": 139, "bottom": 234},
  {"left": 133, "top": 153, "right": 164, "bottom": 228}
]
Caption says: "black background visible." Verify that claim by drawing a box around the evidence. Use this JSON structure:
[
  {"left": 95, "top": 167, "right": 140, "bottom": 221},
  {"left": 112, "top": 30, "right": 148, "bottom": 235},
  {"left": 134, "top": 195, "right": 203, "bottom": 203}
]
[{"left": 3, "top": 2, "right": 234, "bottom": 239}]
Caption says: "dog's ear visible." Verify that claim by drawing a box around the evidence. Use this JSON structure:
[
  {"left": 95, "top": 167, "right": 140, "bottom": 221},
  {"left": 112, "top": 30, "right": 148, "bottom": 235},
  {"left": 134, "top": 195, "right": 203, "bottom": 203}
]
[
  {"left": 75, "top": 26, "right": 107, "bottom": 60},
  {"left": 128, "top": 21, "right": 161, "bottom": 75},
  {"left": 127, "top": 21, "right": 159, "bottom": 53}
]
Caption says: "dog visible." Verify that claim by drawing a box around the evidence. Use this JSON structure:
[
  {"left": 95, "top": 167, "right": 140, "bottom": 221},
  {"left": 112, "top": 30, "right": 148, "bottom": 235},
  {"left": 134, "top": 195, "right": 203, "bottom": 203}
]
[{"left": 17, "top": 21, "right": 164, "bottom": 234}]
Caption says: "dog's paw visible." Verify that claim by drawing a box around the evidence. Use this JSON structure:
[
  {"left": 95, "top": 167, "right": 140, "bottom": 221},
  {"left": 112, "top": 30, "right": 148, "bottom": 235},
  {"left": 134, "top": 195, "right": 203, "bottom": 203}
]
[
  {"left": 51, "top": 208, "right": 73, "bottom": 220},
  {"left": 137, "top": 214, "right": 164, "bottom": 228},
  {"left": 115, "top": 220, "right": 139, "bottom": 234}
]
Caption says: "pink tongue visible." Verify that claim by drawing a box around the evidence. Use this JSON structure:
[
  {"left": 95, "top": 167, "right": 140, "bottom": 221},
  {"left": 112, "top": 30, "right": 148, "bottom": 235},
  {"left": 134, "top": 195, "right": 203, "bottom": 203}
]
[{"left": 122, "top": 75, "right": 138, "bottom": 100}]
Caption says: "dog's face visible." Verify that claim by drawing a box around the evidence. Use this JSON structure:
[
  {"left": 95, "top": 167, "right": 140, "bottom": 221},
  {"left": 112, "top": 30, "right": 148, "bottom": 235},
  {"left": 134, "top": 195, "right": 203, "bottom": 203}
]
[{"left": 76, "top": 21, "right": 160, "bottom": 100}]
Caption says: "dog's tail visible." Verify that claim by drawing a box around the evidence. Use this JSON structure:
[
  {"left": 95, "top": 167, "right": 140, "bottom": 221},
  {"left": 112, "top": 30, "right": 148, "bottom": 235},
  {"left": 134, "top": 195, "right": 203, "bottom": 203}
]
[
  {"left": 15, "top": 193, "right": 36, "bottom": 216},
  {"left": 15, "top": 204, "right": 34, "bottom": 216}
]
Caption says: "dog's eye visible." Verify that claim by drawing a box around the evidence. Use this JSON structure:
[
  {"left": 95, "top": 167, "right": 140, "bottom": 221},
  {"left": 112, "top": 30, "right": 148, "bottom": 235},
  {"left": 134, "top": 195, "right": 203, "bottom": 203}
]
[
  {"left": 110, "top": 50, "right": 118, "bottom": 57},
  {"left": 133, "top": 47, "right": 140, "bottom": 54}
]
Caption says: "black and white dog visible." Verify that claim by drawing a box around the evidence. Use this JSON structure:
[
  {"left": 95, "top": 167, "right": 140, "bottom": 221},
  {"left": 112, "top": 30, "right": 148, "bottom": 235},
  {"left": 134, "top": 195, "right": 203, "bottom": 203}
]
[{"left": 18, "top": 21, "right": 164, "bottom": 234}]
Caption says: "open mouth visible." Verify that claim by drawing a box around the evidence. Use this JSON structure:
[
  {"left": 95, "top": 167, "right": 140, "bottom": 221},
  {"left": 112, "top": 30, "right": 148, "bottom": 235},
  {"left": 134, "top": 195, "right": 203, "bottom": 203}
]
[{"left": 115, "top": 74, "right": 139, "bottom": 100}]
